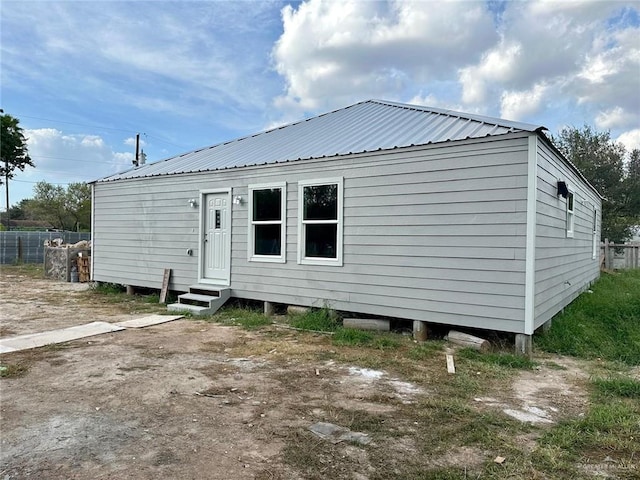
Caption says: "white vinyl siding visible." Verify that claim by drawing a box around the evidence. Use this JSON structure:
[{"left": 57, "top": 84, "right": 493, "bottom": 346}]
[
  {"left": 95, "top": 133, "right": 611, "bottom": 334},
  {"left": 248, "top": 183, "right": 286, "bottom": 263},
  {"left": 534, "top": 140, "right": 601, "bottom": 330},
  {"left": 297, "top": 178, "right": 343, "bottom": 266}
]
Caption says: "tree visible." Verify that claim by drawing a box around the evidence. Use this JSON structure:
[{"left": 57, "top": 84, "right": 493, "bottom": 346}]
[
  {"left": 27, "top": 181, "right": 92, "bottom": 231},
  {"left": 624, "top": 149, "right": 640, "bottom": 234},
  {"left": 65, "top": 182, "right": 92, "bottom": 231},
  {"left": 553, "top": 125, "right": 636, "bottom": 242},
  {"left": 1, "top": 114, "right": 34, "bottom": 185}
]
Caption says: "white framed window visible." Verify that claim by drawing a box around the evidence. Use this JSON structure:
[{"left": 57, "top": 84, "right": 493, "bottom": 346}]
[
  {"left": 566, "top": 190, "right": 575, "bottom": 238},
  {"left": 592, "top": 207, "right": 598, "bottom": 259},
  {"left": 248, "top": 183, "right": 286, "bottom": 263},
  {"left": 298, "top": 177, "right": 343, "bottom": 266}
]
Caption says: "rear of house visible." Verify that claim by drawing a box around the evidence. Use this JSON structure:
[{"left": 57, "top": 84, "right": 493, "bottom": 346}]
[{"left": 91, "top": 100, "right": 601, "bottom": 338}]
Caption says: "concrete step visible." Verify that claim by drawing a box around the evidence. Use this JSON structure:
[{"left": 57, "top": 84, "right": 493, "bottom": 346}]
[
  {"left": 179, "top": 292, "right": 217, "bottom": 306},
  {"left": 167, "top": 303, "right": 212, "bottom": 315},
  {"left": 167, "top": 287, "right": 231, "bottom": 316},
  {"left": 188, "top": 284, "right": 222, "bottom": 297}
]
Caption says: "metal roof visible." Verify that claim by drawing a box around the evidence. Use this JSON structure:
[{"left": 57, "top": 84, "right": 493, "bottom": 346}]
[{"left": 96, "top": 99, "right": 545, "bottom": 182}]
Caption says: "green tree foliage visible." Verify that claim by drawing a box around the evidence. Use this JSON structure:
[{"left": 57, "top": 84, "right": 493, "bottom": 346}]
[
  {"left": 624, "top": 149, "right": 640, "bottom": 230},
  {"left": 27, "top": 181, "right": 91, "bottom": 231},
  {"left": 1, "top": 114, "right": 34, "bottom": 184},
  {"left": 553, "top": 126, "right": 639, "bottom": 242}
]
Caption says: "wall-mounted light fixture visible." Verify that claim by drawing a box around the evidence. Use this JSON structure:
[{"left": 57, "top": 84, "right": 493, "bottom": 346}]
[
  {"left": 556, "top": 181, "right": 569, "bottom": 199},
  {"left": 188, "top": 198, "right": 198, "bottom": 208},
  {"left": 233, "top": 195, "right": 244, "bottom": 205}
]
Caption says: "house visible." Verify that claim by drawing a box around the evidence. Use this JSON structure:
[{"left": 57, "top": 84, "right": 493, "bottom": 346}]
[{"left": 90, "top": 100, "right": 602, "bottom": 351}]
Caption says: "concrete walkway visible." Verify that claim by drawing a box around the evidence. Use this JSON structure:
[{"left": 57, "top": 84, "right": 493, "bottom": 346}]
[{"left": 0, "top": 315, "right": 183, "bottom": 354}]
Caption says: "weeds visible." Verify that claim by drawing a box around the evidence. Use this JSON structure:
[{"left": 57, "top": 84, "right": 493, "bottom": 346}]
[
  {"left": 592, "top": 377, "right": 640, "bottom": 399},
  {"left": 288, "top": 307, "right": 340, "bottom": 332},
  {"left": 535, "top": 269, "right": 640, "bottom": 365},
  {"left": 211, "top": 307, "right": 272, "bottom": 330},
  {"left": 91, "top": 282, "right": 126, "bottom": 294},
  {"left": 458, "top": 348, "right": 537, "bottom": 369},
  {"left": 0, "top": 363, "right": 29, "bottom": 378}
]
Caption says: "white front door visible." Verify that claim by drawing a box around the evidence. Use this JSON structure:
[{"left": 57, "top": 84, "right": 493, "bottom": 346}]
[{"left": 202, "top": 192, "right": 231, "bottom": 284}]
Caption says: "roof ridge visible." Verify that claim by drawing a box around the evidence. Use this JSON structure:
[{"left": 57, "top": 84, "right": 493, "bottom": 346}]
[{"left": 368, "top": 99, "right": 545, "bottom": 132}]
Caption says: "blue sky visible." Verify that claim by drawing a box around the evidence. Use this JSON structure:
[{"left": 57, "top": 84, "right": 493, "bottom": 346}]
[{"left": 1, "top": 0, "right": 639, "bottom": 207}]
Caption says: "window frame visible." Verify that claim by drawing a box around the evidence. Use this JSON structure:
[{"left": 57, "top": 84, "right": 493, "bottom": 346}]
[
  {"left": 297, "top": 177, "right": 344, "bottom": 266},
  {"left": 248, "top": 182, "right": 287, "bottom": 263},
  {"left": 566, "top": 190, "right": 575, "bottom": 238},
  {"left": 592, "top": 207, "right": 598, "bottom": 260}
]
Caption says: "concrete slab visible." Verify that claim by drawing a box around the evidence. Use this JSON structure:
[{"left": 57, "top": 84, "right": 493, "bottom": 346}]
[
  {"left": 0, "top": 321, "right": 125, "bottom": 354},
  {"left": 115, "top": 314, "right": 183, "bottom": 329}
]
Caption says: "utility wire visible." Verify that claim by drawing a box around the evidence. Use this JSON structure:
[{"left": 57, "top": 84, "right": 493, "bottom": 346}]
[
  {"left": 16, "top": 113, "right": 188, "bottom": 149},
  {"left": 16, "top": 114, "right": 136, "bottom": 134}
]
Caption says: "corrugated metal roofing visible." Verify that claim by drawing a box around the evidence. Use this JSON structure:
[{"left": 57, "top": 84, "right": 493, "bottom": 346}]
[{"left": 96, "top": 99, "right": 545, "bottom": 182}]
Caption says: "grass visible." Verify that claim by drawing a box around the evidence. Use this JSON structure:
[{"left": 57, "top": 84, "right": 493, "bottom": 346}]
[
  {"left": 288, "top": 307, "right": 340, "bottom": 332},
  {"left": 592, "top": 377, "right": 640, "bottom": 399},
  {"left": 210, "top": 306, "right": 272, "bottom": 330},
  {"left": 458, "top": 348, "right": 538, "bottom": 369},
  {"left": 0, "top": 362, "right": 29, "bottom": 378},
  {"left": 535, "top": 269, "right": 640, "bottom": 365}
]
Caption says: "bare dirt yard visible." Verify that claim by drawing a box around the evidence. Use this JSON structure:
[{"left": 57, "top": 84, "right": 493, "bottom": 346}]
[{"left": 0, "top": 265, "right": 634, "bottom": 479}]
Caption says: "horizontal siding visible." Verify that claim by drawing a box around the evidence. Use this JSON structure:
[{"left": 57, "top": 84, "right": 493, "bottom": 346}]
[
  {"left": 93, "top": 134, "right": 530, "bottom": 332},
  {"left": 534, "top": 140, "right": 601, "bottom": 330}
]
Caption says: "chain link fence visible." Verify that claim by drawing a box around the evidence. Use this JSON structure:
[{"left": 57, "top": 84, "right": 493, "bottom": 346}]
[{"left": 0, "top": 231, "right": 91, "bottom": 264}]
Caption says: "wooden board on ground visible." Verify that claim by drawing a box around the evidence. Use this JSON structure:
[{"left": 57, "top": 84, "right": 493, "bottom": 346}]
[{"left": 160, "top": 268, "right": 171, "bottom": 304}]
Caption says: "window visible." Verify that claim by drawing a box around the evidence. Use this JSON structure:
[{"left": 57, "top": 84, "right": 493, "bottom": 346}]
[
  {"left": 566, "top": 191, "right": 575, "bottom": 238},
  {"left": 298, "top": 178, "right": 343, "bottom": 266},
  {"left": 248, "top": 183, "right": 286, "bottom": 262},
  {"left": 592, "top": 207, "right": 598, "bottom": 259}
]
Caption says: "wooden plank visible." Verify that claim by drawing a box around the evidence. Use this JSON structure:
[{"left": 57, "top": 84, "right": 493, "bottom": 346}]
[
  {"left": 159, "top": 268, "right": 171, "bottom": 304},
  {"left": 446, "top": 354, "right": 456, "bottom": 374}
]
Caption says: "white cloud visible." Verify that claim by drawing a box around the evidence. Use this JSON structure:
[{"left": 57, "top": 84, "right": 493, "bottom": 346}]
[
  {"left": 500, "top": 82, "right": 549, "bottom": 120},
  {"left": 272, "top": 0, "right": 497, "bottom": 114},
  {"left": 459, "top": 40, "right": 522, "bottom": 104},
  {"left": 25, "top": 128, "right": 134, "bottom": 183},
  {"left": 617, "top": 129, "right": 640, "bottom": 152},
  {"left": 595, "top": 107, "right": 638, "bottom": 130},
  {"left": 124, "top": 137, "right": 147, "bottom": 148},
  {"left": 1, "top": 2, "right": 282, "bottom": 117},
  {"left": 457, "top": 1, "right": 639, "bottom": 129}
]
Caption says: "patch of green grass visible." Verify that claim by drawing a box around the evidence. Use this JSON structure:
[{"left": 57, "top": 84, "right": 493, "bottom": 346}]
[
  {"left": 212, "top": 307, "right": 271, "bottom": 330},
  {"left": 288, "top": 307, "right": 340, "bottom": 332},
  {"left": 458, "top": 348, "right": 537, "bottom": 369},
  {"left": 408, "top": 341, "right": 444, "bottom": 360},
  {"left": 1, "top": 263, "right": 43, "bottom": 278},
  {"left": 91, "top": 282, "right": 126, "bottom": 295},
  {"left": 143, "top": 293, "right": 161, "bottom": 304},
  {"left": 331, "top": 328, "right": 403, "bottom": 350},
  {"left": 534, "top": 375, "right": 640, "bottom": 477},
  {"left": 592, "top": 377, "right": 640, "bottom": 399},
  {"left": 333, "top": 327, "right": 374, "bottom": 346},
  {"left": 535, "top": 269, "right": 640, "bottom": 365},
  {"left": 0, "top": 363, "right": 29, "bottom": 378}
]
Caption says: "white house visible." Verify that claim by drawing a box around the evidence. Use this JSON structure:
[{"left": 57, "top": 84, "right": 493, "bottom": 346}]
[{"left": 91, "top": 100, "right": 602, "bottom": 350}]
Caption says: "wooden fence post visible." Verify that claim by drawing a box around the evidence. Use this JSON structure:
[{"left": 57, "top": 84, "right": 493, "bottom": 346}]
[{"left": 604, "top": 238, "right": 610, "bottom": 269}]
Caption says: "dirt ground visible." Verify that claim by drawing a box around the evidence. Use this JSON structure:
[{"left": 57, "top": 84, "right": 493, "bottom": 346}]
[{"left": 0, "top": 268, "right": 597, "bottom": 479}]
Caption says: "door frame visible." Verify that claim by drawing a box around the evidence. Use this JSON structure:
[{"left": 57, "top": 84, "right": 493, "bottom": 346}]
[{"left": 197, "top": 188, "right": 232, "bottom": 286}]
